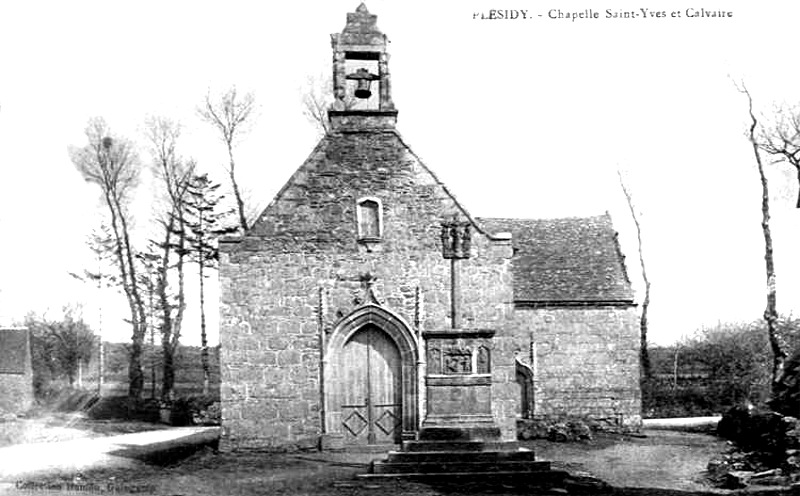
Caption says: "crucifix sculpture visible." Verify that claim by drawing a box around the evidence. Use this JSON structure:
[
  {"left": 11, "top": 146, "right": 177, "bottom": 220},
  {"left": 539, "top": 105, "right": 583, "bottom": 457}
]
[
  {"left": 440, "top": 219, "right": 471, "bottom": 329},
  {"left": 421, "top": 218, "right": 498, "bottom": 439}
]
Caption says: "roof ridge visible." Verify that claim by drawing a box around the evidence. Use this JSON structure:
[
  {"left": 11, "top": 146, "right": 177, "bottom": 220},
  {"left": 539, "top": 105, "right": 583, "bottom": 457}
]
[{"left": 478, "top": 213, "right": 610, "bottom": 222}]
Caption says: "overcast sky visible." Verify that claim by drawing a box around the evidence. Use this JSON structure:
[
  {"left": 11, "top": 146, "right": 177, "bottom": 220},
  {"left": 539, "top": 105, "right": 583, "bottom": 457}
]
[{"left": 2, "top": 1, "right": 800, "bottom": 346}]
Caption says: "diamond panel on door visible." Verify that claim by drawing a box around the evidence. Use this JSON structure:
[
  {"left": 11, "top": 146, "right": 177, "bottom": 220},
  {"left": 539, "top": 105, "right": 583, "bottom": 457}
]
[
  {"left": 374, "top": 406, "right": 401, "bottom": 437},
  {"left": 342, "top": 407, "right": 369, "bottom": 437},
  {"left": 340, "top": 325, "right": 402, "bottom": 445}
]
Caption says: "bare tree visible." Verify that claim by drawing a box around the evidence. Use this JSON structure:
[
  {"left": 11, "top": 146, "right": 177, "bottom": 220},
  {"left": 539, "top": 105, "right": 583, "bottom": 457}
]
[
  {"left": 302, "top": 73, "right": 356, "bottom": 136},
  {"left": 748, "top": 94, "right": 800, "bottom": 407},
  {"left": 739, "top": 84, "right": 787, "bottom": 390},
  {"left": 69, "top": 117, "right": 148, "bottom": 401},
  {"left": 617, "top": 170, "right": 651, "bottom": 380},
  {"left": 759, "top": 105, "right": 800, "bottom": 207},
  {"left": 145, "top": 116, "right": 195, "bottom": 403},
  {"left": 198, "top": 87, "right": 256, "bottom": 232},
  {"left": 303, "top": 74, "right": 332, "bottom": 136}
]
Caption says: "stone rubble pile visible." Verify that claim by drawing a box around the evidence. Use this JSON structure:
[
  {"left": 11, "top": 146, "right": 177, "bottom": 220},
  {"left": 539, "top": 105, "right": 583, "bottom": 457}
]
[
  {"left": 708, "top": 405, "right": 800, "bottom": 489},
  {"left": 516, "top": 417, "right": 642, "bottom": 442},
  {"left": 518, "top": 419, "right": 594, "bottom": 442}
]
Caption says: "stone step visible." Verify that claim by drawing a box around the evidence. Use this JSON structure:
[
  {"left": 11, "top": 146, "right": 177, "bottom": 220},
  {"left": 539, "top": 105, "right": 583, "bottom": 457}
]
[
  {"left": 385, "top": 449, "right": 538, "bottom": 463},
  {"left": 418, "top": 426, "right": 501, "bottom": 441},
  {"left": 371, "top": 460, "right": 552, "bottom": 474},
  {"left": 401, "top": 440, "right": 518, "bottom": 452},
  {"left": 357, "top": 469, "right": 570, "bottom": 486}
]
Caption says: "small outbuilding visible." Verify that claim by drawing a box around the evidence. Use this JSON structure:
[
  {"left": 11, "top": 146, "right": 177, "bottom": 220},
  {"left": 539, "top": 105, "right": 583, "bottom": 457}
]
[{"left": 0, "top": 327, "right": 34, "bottom": 415}]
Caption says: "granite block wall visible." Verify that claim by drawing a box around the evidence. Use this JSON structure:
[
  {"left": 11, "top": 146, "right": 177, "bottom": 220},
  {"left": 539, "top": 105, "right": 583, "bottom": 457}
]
[
  {"left": 218, "top": 131, "right": 515, "bottom": 451},
  {"left": 510, "top": 307, "right": 642, "bottom": 429}
]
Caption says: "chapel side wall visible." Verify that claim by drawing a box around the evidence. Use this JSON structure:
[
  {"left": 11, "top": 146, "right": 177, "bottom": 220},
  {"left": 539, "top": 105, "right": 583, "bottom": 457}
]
[
  {"left": 510, "top": 307, "right": 641, "bottom": 430},
  {"left": 0, "top": 328, "right": 33, "bottom": 415}
]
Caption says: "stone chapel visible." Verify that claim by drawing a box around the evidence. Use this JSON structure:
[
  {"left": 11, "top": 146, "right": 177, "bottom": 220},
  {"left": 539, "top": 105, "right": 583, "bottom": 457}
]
[{"left": 218, "top": 4, "right": 641, "bottom": 451}]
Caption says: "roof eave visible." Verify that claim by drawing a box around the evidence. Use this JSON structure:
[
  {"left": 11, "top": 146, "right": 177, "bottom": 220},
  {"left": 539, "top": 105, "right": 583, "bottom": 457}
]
[{"left": 514, "top": 300, "right": 637, "bottom": 309}]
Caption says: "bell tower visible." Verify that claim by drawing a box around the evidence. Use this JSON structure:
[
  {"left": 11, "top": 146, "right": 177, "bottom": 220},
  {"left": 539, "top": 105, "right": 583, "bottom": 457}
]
[{"left": 329, "top": 4, "right": 398, "bottom": 131}]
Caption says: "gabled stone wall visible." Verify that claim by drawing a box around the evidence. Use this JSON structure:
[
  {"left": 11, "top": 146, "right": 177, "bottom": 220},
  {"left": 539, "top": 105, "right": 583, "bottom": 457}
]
[{"left": 219, "top": 131, "right": 515, "bottom": 451}]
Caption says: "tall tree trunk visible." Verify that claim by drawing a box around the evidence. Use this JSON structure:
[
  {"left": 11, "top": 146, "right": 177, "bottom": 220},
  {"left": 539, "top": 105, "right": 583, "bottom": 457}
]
[
  {"left": 745, "top": 89, "right": 786, "bottom": 390},
  {"left": 618, "top": 171, "right": 652, "bottom": 380},
  {"left": 162, "top": 341, "right": 175, "bottom": 403},
  {"left": 640, "top": 282, "right": 651, "bottom": 379},
  {"left": 150, "top": 296, "right": 156, "bottom": 400},
  {"left": 199, "top": 255, "right": 210, "bottom": 395},
  {"left": 159, "top": 208, "right": 188, "bottom": 403},
  {"left": 227, "top": 145, "right": 247, "bottom": 232},
  {"left": 121, "top": 236, "right": 147, "bottom": 401},
  {"left": 116, "top": 195, "right": 148, "bottom": 401},
  {"left": 158, "top": 216, "right": 176, "bottom": 403},
  {"left": 795, "top": 166, "right": 800, "bottom": 208},
  {"left": 168, "top": 213, "right": 187, "bottom": 401},
  {"left": 103, "top": 188, "right": 146, "bottom": 402}
]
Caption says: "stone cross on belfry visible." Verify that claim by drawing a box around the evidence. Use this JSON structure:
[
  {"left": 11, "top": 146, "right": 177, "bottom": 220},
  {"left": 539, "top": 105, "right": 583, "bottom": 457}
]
[{"left": 440, "top": 219, "right": 471, "bottom": 329}]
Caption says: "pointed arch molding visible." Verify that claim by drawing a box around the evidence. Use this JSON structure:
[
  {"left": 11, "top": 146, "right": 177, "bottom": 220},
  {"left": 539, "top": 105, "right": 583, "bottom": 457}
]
[
  {"left": 324, "top": 304, "right": 419, "bottom": 440},
  {"left": 326, "top": 304, "right": 417, "bottom": 355}
]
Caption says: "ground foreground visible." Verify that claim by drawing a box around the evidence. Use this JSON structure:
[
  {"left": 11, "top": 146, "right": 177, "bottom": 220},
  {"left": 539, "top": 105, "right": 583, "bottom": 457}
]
[
  {"left": 0, "top": 412, "right": 172, "bottom": 448},
  {"left": 0, "top": 428, "right": 796, "bottom": 495}
]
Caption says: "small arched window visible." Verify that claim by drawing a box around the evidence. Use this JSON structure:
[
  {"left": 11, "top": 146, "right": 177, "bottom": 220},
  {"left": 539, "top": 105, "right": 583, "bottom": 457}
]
[{"left": 356, "top": 197, "right": 382, "bottom": 241}]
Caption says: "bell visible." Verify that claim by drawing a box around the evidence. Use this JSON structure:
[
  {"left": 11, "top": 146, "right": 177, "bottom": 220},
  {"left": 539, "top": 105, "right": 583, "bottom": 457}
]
[
  {"left": 347, "top": 67, "right": 377, "bottom": 99},
  {"left": 354, "top": 79, "right": 372, "bottom": 99}
]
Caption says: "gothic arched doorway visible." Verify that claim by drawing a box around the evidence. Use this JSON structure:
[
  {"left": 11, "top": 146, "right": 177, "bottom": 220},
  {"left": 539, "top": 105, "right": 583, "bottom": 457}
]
[
  {"left": 340, "top": 325, "right": 401, "bottom": 444},
  {"left": 325, "top": 305, "right": 419, "bottom": 446}
]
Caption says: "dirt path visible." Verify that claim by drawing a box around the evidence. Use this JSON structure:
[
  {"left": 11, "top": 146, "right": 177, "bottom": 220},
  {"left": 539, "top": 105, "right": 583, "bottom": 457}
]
[
  {"left": 0, "top": 426, "right": 219, "bottom": 481},
  {"left": 531, "top": 429, "right": 728, "bottom": 492},
  {"left": 0, "top": 428, "right": 734, "bottom": 495}
]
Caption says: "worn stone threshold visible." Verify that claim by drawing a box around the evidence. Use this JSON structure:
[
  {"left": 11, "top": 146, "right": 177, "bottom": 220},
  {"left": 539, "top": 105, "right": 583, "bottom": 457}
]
[
  {"left": 336, "top": 443, "right": 400, "bottom": 453},
  {"left": 371, "top": 460, "right": 552, "bottom": 474},
  {"left": 357, "top": 469, "right": 569, "bottom": 480}
]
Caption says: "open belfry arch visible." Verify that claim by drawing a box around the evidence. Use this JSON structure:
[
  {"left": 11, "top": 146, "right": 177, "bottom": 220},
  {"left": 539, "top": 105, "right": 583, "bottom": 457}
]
[
  {"left": 330, "top": 3, "right": 395, "bottom": 114},
  {"left": 218, "top": 3, "right": 640, "bottom": 453}
]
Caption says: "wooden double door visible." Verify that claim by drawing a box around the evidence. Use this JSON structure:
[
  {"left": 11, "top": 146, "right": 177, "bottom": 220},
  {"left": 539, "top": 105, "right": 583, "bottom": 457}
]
[{"left": 339, "top": 325, "right": 402, "bottom": 445}]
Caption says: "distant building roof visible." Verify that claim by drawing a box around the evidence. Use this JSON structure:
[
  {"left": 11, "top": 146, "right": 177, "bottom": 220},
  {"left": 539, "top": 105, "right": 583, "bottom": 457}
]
[{"left": 479, "top": 214, "right": 635, "bottom": 306}]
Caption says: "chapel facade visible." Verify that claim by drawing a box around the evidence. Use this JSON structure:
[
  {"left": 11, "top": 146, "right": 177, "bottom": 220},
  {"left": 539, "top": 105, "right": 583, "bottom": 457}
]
[{"left": 218, "top": 4, "right": 641, "bottom": 451}]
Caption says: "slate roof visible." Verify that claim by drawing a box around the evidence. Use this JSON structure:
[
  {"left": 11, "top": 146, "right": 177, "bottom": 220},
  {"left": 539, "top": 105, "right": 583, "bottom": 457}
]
[{"left": 478, "top": 214, "right": 635, "bottom": 306}]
